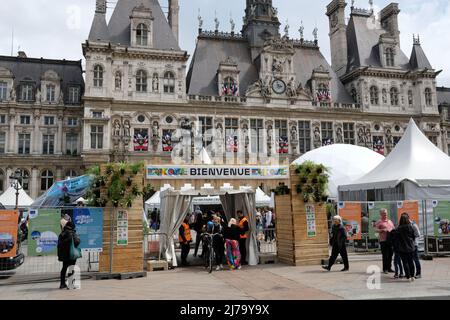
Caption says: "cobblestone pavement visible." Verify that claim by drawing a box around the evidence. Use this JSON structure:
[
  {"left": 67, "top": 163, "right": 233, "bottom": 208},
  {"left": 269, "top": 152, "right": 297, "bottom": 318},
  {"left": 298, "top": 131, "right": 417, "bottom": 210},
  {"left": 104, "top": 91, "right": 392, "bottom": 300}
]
[{"left": 1, "top": 257, "right": 450, "bottom": 300}]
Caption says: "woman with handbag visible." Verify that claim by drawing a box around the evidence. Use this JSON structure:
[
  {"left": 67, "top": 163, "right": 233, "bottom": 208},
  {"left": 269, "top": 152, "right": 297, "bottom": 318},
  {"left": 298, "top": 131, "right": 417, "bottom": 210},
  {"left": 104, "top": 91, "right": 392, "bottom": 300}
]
[{"left": 57, "top": 217, "right": 81, "bottom": 289}]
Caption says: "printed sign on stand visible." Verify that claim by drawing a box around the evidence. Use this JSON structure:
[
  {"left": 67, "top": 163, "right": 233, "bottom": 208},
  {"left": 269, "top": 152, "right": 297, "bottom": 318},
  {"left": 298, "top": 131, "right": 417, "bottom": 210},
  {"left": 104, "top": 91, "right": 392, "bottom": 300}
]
[
  {"left": 117, "top": 210, "right": 128, "bottom": 246},
  {"left": 305, "top": 204, "right": 317, "bottom": 237}
]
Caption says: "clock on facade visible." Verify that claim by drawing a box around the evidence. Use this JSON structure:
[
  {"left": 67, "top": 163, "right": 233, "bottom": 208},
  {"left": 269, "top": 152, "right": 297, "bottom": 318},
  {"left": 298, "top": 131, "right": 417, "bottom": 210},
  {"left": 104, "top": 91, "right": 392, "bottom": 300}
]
[{"left": 272, "top": 79, "right": 286, "bottom": 94}]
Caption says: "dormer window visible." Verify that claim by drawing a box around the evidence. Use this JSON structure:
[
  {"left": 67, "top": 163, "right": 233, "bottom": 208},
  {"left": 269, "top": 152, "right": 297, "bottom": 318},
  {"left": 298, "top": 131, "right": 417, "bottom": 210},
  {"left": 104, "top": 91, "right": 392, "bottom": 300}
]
[
  {"left": 385, "top": 48, "right": 395, "bottom": 67},
  {"left": 222, "top": 77, "right": 239, "bottom": 96},
  {"left": 136, "top": 70, "right": 148, "bottom": 92},
  {"left": 0, "top": 82, "right": 7, "bottom": 101},
  {"left": 136, "top": 23, "right": 149, "bottom": 46},
  {"left": 350, "top": 86, "right": 358, "bottom": 103},
  {"left": 68, "top": 86, "right": 80, "bottom": 104},
  {"left": 163, "top": 71, "right": 175, "bottom": 94},
  {"left": 425, "top": 88, "right": 433, "bottom": 106},
  {"left": 93, "top": 65, "right": 104, "bottom": 87},
  {"left": 46, "top": 84, "right": 56, "bottom": 102},
  {"left": 20, "top": 83, "right": 34, "bottom": 102}
]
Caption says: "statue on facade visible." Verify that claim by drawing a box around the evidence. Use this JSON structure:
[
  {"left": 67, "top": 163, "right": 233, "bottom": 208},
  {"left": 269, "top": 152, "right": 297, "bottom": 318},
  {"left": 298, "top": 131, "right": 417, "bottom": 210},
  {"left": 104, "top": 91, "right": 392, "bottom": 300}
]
[
  {"left": 299, "top": 21, "right": 304, "bottom": 40},
  {"left": 230, "top": 17, "right": 235, "bottom": 33},
  {"left": 357, "top": 127, "right": 365, "bottom": 145},
  {"left": 151, "top": 121, "right": 160, "bottom": 151},
  {"left": 270, "top": 6, "right": 278, "bottom": 18},
  {"left": 198, "top": 11, "right": 203, "bottom": 29},
  {"left": 267, "top": 125, "right": 273, "bottom": 152},
  {"left": 250, "top": 4, "right": 256, "bottom": 17},
  {"left": 385, "top": 128, "right": 393, "bottom": 148},
  {"left": 364, "top": 128, "right": 372, "bottom": 148},
  {"left": 214, "top": 16, "right": 220, "bottom": 31},
  {"left": 336, "top": 126, "right": 344, "bottom": 143},
  {"left": 261, "top": 77, "right": 272, "bottom": 100},
  {"left": 290, "top": 125, "right": 298, "bottom": 142},
  {"left": 35, "top": 89, "right": 41, "bottom": 103},
  {"left": 58, "top": 92, "right": 64, "bottom": 105},
  {"left": 216, "top": 123, "right": 223, "bottom": 141},
  {"left": 123, "top": 120, "right": 131, "bottom": 137},
  {"left": 284, "top": 21, "right": 290, "bottom": 39},
  {"left": 152, "top": 74, "right": 159, "bottom": 92},
  {"left": 286, "top": 78, "right": 297, "bottom": 98},
  {"left": 113, "top": 120, "right": 121, "bottom": 137},
  {"left": 272, "top": 57, "right": 284, "bottom": 73},
  {"left": 313, "top": 126, "right": 321, "bottom": 148},
  {"left": 10, "top": 87, "right": 16, "bottom": 102}
]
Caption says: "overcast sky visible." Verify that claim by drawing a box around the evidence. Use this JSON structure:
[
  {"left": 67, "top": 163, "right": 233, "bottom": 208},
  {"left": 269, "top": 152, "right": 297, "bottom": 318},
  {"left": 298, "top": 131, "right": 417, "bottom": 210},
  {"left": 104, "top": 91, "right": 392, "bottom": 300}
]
[{"left": 0, "top": 0, "right": 449, "bottom": 86}]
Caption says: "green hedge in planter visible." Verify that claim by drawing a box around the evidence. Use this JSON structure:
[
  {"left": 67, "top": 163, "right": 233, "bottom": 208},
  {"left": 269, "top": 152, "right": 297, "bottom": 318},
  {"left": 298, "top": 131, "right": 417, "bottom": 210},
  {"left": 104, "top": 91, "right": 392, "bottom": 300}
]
[{"left": 294, "top": 161, "right": 329, "bottom": 203}]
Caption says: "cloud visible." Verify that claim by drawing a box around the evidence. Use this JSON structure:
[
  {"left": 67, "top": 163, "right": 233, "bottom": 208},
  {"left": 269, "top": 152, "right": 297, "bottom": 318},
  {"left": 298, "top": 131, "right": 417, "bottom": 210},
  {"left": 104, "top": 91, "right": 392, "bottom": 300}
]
[{"left": 0, "top": 0, "right": 448, "bottom": 86}]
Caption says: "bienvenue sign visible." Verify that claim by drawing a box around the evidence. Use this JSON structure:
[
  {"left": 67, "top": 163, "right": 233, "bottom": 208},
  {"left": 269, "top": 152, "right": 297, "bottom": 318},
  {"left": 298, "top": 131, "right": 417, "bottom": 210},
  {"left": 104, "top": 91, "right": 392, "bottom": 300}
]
[{"left": 146, "top": 165, "right": 289, "bottom": 180}]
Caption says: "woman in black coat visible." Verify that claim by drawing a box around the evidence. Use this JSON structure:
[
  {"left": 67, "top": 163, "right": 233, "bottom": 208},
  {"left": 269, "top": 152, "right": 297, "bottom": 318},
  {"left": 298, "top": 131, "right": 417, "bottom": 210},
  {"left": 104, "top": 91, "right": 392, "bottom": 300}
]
[
  {"left": 396, "top": 213, "right": 416, "bottom": 281},
  {"left": 57, "top": 219, "right": 80, "bottom": 289},
  {"left": 322, "top": 216, "right": 349, "bottom": 272}
]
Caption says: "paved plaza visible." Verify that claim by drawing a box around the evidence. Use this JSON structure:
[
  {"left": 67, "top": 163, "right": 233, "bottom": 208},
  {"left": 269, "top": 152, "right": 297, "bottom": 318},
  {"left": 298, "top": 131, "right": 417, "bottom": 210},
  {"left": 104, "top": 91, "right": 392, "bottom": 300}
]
[{"left": 2, "top": 257, "right": 450, "bottom": 300}]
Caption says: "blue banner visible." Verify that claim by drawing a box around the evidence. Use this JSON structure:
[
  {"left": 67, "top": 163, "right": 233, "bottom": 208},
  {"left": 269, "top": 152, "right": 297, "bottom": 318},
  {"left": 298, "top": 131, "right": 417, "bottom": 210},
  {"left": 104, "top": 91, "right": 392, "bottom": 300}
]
[{"left": 73, "top": 208, "right": 103, "bottom": 252}]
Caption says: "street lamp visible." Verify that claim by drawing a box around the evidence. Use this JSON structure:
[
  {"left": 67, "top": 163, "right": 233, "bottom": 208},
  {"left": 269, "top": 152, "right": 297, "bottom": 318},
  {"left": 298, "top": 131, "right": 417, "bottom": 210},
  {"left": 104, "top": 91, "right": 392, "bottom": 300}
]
[{"left": 9, "top": 170, "right": 23, "bottom": 210}]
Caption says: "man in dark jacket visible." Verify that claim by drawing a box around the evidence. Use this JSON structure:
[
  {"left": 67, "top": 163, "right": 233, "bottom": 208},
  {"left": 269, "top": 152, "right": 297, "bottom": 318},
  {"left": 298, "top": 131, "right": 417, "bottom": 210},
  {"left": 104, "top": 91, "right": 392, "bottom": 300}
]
[
  {"left": 193, "top": 210, "right": 204, "bottom": 257},
  {"left": 57, "top": 218, "right": 80, "bottom": 289},
  {"left": 322, "top": 215, "right": 349, "bottom": 272}
]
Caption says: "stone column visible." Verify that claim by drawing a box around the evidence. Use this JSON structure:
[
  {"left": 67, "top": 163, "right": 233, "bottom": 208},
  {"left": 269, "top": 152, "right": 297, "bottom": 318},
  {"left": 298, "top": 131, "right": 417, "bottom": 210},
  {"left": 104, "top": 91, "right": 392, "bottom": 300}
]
[
  {"left": 8, "top": 114, "right": 15, "bottom": 153},
  {"left": 30, "top": 167, "right": 39, "bottom": 200},
  {"left": 56, "top": 166, "right": 63, "bottom": 182},
  {"left": 33, "top": 115, "right": 41, "bottom": 154}
]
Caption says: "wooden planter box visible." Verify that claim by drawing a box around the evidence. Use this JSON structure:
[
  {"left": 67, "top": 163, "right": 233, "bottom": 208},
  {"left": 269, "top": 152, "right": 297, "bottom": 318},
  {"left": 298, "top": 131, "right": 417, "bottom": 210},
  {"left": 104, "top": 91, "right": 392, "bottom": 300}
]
[{"left": 275, "top": 166, "right": 329, "bottom": 266}]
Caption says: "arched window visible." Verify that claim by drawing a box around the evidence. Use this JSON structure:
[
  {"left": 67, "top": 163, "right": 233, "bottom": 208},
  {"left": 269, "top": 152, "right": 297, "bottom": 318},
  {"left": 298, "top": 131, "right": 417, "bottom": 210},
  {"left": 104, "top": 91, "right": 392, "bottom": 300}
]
[
  {"left": 425, "top": 88, "right": 433, "bottom": 106},
  {"left": 370, "top": 86, "right": 379, "bottom": 105},
  {"left": 390, "top": 87, "right": 399, "bottom": 106},
  {"left": 40, "top": 170, "right": 54, "bottom": 191},
  {"left": 385, "top": 48, "right": 395, "bottom": 67},
  {"left": 408, "top": 90, "right": 413, "bottom": 107},
  {"left": 0, "top": 169, "right": 4, "bottom": 192},
  {"left": 93, "top": 65, "right": 104, "bottom": 87},
  {"left": 65, "top": 170, "right": 77, "bottom": 179},
  {"left": 163, "top": 71, "right": 175, "bottom": 94},
  {"left": 136, "top": 23, "right": 148, "bottom": 46},
  {"left": 136, "top": 70, "right": 147, "bottom": 92},
  {"left": 16, "top": 169, "right": 30, "bottom": 191},
  {"left": 222, "top": 77, "right": 238, "bottom": 96},
  {"left": 115, "top": 71, "right": 122, "bottom": 90}
]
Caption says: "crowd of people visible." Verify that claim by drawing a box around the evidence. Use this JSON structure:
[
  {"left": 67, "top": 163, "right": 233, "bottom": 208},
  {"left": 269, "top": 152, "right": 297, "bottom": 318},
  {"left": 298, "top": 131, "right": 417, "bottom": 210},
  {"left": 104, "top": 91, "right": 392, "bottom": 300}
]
[
  {"left": 323, "top": 209, "right": 422, "bottom": 282},
  {"left": 178, "top": 209, "right": 251, "bottom": 270}
]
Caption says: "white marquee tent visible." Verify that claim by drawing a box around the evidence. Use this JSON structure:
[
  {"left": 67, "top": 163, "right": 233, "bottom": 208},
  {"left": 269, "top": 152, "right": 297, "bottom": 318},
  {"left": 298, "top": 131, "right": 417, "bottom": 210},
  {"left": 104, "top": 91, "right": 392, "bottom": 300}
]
[
  {"left": 339, "top": 119, "right": 450, "bottom": 201},
  {"left": 0, "top": 183, "right": 34, "bottom": 208},
  {"left": 292, "top": 144, "right": 385, "bottom": 199}
]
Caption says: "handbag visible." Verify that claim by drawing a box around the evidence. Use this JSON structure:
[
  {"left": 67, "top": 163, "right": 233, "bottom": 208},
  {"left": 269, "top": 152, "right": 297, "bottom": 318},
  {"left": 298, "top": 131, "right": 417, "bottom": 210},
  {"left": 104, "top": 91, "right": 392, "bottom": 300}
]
[{"left": 69, "top": 237, "right": 82, "bottom": 260}]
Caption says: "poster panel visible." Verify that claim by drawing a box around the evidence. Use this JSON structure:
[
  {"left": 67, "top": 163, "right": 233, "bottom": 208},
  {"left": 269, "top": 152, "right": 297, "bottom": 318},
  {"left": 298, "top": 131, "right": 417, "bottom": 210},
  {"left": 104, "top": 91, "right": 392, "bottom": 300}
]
[
  {"left": 397, "top": 201, "right": 420, "bottom": 228},
  {"left": 28, "top": 209, "right": 61, "bottom": 256},
  {"left": 432, "top": 201, "right": 450, "bottom": 237},
  {"left": 73, "top": 208, "right": 103, "bottom": 251},
  {"left": 117, "top": 209, "right": 128, "bottom": 246},
  {"left": 338, "top": 202, "right": 362, "bottom": 240},
  {"left": 368, "top": 202, "right": 396, "bottom": 239},
  {"left": 305, "top": 204, "right": 316, "bottom": 237},
  {"left": 0, "top": 210, "right": 19, "bottom": 258}
]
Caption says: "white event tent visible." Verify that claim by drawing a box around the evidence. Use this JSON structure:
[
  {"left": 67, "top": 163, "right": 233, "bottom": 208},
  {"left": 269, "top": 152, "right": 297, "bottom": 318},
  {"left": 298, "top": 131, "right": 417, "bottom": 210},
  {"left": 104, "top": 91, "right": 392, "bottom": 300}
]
[
  {"left": 292, "top": 144, "right": 385, "bottom": 199},
  {"left": 339, "top": 119, "right": 450, "bottom": 201},
  {"left": 0, "top": 183, "right": 34, "bottom": 208}
]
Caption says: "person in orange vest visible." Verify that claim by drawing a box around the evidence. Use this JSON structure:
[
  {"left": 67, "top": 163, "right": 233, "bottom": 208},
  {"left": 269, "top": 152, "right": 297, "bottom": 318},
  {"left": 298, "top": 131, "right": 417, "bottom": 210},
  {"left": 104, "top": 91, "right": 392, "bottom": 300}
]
[
  {"left": 238, "top": 210, "right": 250, "bottom": 265},
  {"left": 179, "top": 216, "right": 192, "bottom": 266}
]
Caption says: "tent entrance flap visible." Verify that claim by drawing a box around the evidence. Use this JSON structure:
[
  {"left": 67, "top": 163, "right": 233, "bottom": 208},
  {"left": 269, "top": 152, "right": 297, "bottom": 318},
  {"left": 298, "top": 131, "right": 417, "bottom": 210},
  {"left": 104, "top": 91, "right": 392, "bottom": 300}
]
[{"left": 158, "top": 189, "right": 258, "bottom": 267}]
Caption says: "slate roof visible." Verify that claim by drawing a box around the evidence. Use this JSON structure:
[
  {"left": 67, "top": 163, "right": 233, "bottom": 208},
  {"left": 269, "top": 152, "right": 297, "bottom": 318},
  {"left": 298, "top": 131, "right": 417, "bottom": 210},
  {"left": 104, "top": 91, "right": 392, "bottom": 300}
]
[
  {"left": 187, "top": 35, "right": 354, "bottom": 103},
  {"left": 346, "top": 14, "right": 412, "bottom": 71},
  {"left": 89, "top": 12, "right": 110, "bottom": 41},
  {"left": 0, "top": 55, "right": 84, "bottom": 104},
  {"left": 106, "top": 0, "right": 180, "bottom": 50},
  {"left": 409, "top": 43, "right": 433, "bottom": 70},
  {"left": 437, "top": 87, "right": 450, "bottom": 105}
]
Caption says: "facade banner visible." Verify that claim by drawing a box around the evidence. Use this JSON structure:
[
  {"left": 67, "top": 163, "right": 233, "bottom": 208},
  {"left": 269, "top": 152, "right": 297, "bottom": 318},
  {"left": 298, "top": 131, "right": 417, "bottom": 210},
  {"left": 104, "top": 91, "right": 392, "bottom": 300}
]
[
  {"left": 368, "top": 202, "right": 396, "bottom": 239},
  {"left": 73, "top": 208, "right": 104, "bottom": 252},
  {"left": 338, "top": 202, "right": 362, "bottom": 240},
  {"left": 146, "top": 165, "right": 289, "bottom": 180},
  {"left": 28, "top": 209, "right": 61, "bottom": 256},
  {"left": 117, "top": 209, "right": 128, "bottom": 246},
  {"left": 0, "top": 210, "right": 19, "bottom": 258},
  {"left": 305, "top": 204, "right": 317, "bottom": 237},
  {"left": 397, "top": 201, "right": 420, "bottom": 228},
  {"left": 432, "top": 201, "right": 450, "bottom": 236}
]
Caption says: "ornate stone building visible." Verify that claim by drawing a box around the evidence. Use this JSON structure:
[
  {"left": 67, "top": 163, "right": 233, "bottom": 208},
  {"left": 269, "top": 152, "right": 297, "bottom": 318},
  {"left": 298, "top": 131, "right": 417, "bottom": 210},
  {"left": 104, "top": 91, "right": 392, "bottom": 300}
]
[
  {"left": 438, "top": 87, "right": 450, "bottom": 155},
  {"left": 1, "top": 0, "right": 445, "bottom": 197},
  {"left": 0, "top": 53, "right": 84, "bottom": 198}
]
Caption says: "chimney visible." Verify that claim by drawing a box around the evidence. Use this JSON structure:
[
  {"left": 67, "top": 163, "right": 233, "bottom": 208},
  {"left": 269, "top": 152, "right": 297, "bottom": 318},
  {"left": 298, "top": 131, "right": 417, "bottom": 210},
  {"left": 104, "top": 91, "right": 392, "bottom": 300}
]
[
  {"left": 168, "top": 0, "right": 179, "bottom": 44},
  {"left": 95, "top": 0, "right": 107, "bottom": 15},
  {"left": 17, "top": 51, "right": 27, "bottom": 58},
  {"left": 326, "top": 0, "right": 348, "bottom": 77},
  {"left": 380, "top": 3, "right": 401, "bottom": 45}
]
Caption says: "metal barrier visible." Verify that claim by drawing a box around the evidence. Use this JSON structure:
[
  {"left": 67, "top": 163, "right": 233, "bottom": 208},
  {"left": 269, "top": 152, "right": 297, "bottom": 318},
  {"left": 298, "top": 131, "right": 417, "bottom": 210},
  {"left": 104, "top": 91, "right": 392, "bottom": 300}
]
[
  {"left": 257, "top": 228, "right": 277, "bottom": 254},
  {"left": 143, "top": 232, "right": 165, "bottom": 261}
]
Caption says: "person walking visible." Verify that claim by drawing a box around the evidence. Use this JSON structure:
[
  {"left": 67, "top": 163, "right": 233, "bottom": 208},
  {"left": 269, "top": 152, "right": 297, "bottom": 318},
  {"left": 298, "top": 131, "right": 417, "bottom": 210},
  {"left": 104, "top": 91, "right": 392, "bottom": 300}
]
[
  {"left": 178, "top": 216, "right": 192, "bottom": 266},
  {"left": 193, "top": 210, "right": 204, "bottom": 257},
  {"left": 411, "top": 220, "right": 422, "bottom": 279},
  {"left": 238, "top": 210, "right": 250, "bottom": 265},
  {"left": 57, "top": 217, "right": 80, "bottom": 289},
  {"left": 224, "top": 218, "right": 242, "bottom": 270},
  {"left": 396, "top": 213, "right": 416, "bottom": 282},
  {"left": 374, "top": 209, "right": 395, "bottom": 274},
  {"left": 264, "top": 207, "right": 273, "bottom": 242},
  {"left": 322, "top": 216, "right": 349, "bottom": 272}
]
